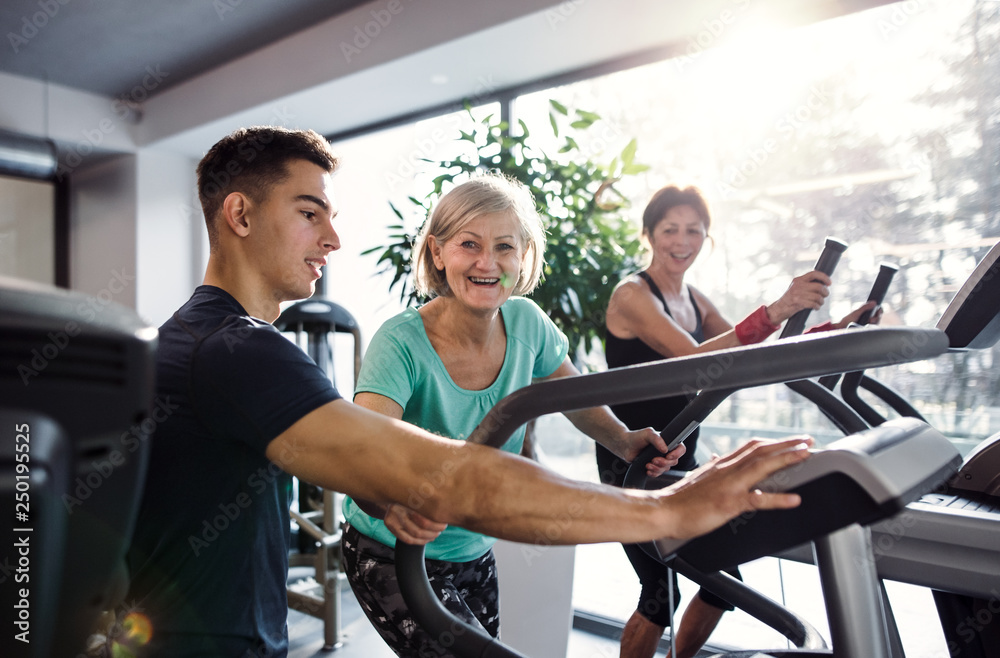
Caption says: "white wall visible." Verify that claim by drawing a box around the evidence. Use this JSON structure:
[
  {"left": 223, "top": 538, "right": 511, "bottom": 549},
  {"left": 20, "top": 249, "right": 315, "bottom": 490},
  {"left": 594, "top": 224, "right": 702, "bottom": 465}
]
[
  {"left": 135, "top": 148, "right": 202, "bottom": 327},
  {"left": 495, "top": 541, "right": 576, "bottom": 658},
  {"left": 69, "top": 154, "right": 139, "bottom": 310}
]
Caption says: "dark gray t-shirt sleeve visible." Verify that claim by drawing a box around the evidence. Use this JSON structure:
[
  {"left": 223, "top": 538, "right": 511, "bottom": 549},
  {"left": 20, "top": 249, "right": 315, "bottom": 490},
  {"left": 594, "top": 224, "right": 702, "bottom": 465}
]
[{"left": 191, "top": 317, "right": 341, "bottom": 452}]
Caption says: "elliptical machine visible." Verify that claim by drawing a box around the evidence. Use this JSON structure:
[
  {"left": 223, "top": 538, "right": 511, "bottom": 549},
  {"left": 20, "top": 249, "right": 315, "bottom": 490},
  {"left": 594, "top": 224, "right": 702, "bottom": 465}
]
[{"left": 393, "top": 322, "right": 956, "bottom": 657}]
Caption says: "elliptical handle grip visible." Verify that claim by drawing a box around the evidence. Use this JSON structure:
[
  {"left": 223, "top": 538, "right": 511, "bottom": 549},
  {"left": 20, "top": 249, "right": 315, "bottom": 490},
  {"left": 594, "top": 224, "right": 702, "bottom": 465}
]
[
  {"left": 780, "top": 237, "right": 849, "bottom": 338},
  {"left": 857, "top": 262, "right": 897, "bottom": 326}
]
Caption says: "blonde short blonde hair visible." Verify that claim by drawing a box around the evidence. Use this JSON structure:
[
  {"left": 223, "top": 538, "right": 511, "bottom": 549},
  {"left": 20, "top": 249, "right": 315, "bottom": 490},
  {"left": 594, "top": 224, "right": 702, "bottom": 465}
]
[{"left": 412, "top": 174, "right": 546, "bottom": 298}]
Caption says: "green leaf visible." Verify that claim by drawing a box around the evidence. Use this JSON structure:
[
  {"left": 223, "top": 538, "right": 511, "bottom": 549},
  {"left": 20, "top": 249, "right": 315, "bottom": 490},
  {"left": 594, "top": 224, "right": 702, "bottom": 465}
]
[
  {"left": 621, "top": 163, "right": 651, "bottom": 175},
  {"left": 620, "top": 138, "right": 638, "bottom": 166},
  {"left": 576, "top": 109, "right": 601, "bottom": 123},
  {"left": 549, "top": 99, "right": 569, "bottom": 115},
  {"left": 518, "top": 119, "right": 530, "bottom": 139},
  {"left": 564, "top": 287, "right": 583, "bottom": 317}
]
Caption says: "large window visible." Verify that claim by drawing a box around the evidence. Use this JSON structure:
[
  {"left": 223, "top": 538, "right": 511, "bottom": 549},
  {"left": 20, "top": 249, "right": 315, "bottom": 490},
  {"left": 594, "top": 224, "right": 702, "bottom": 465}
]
[
  {"left": 0, "top": 174, "right": 56, "bottom": 285},
  {"left": 520, "top": 0, "right": 999, "bottom": 456},
  {"left": 516, "top": 1, "right": 997, "bottom": 655}
]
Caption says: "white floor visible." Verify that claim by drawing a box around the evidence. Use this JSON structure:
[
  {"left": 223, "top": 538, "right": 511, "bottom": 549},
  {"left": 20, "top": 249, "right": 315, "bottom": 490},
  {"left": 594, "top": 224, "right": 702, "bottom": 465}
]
[{"left": 287, "top": 544, "right": 951, "bottom": 658}]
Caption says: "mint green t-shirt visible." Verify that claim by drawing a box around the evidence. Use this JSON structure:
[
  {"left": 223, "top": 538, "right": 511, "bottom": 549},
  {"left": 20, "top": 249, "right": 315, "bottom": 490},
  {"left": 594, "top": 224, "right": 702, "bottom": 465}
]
[{"left": 343, "top": 296, "right": 569, "bottom": 562}]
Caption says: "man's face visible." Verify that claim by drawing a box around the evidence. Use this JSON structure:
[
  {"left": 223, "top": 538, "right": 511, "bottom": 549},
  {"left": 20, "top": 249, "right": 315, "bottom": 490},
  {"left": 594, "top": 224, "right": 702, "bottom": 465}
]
[{"left": 246, "top": 159, "right": 340, "bottom": 305}]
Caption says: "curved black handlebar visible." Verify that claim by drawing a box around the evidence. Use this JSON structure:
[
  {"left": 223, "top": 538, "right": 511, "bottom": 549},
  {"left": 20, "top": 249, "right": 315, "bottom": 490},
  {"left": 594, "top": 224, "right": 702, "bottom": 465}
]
[
  {"left": 822, "top": 261, "right": 902, "bottom": 411},
  {"left": 395, "top": 541, "right": 527, "bottom": 658},
  {"left": 670, "top": 558, "right": 829, "bottom": 651},
  {"left": 626, "top": 374, "right": 870, "bottom": 476},
  {"left": 467, "top": 327, "right": 942, "bottom": 450}
]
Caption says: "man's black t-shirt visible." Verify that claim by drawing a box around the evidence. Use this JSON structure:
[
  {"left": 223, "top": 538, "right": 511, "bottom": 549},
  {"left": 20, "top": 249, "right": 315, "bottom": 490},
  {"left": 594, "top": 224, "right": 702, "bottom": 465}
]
[{"left": 125, "top": 286, "right": 341, "bottom": 657}]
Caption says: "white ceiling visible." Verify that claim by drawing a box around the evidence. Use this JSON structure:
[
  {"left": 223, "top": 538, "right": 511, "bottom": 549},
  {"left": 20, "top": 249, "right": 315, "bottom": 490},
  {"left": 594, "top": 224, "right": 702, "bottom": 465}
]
[{"left": 0, "top": 0, "right": 895, "bottom": 159}]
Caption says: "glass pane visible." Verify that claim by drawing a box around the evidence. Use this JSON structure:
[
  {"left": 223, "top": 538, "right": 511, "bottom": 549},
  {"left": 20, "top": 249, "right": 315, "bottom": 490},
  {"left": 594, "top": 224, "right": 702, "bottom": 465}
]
[
  {"left": 0, "top": 174, "right": 55, "bottom": 285},
  {"left": 521, "top": 1, "right": 992, "bottom": 654},
  {"left": 520, "top": 0, "right": 998, "bottom": 455}
]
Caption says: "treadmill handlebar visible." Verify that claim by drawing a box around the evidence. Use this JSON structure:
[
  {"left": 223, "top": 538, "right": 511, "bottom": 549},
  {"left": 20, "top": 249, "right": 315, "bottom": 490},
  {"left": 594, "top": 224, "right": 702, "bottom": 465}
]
[{"left": 469, "top": 327, "right": 946, "bottom": 450}]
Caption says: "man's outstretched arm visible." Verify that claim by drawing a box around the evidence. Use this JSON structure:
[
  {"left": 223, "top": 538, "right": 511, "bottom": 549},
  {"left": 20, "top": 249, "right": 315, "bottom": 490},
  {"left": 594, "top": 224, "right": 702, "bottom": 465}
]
[{"left": 265, "top": 398, "right": 811, "bottom": 546}]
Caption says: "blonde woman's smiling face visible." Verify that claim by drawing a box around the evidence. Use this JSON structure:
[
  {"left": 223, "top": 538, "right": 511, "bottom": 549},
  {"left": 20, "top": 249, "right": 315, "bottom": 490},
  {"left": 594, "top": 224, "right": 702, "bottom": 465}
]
[{"left": 430, "top": 212, "right": 524, "bottom": 312}]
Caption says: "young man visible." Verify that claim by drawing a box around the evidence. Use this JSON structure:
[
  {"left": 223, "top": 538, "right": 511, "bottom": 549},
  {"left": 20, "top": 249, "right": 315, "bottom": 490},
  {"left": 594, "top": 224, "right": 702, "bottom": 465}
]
[{"left": 123, "top": 126, "right": 811, "bottom": 657}]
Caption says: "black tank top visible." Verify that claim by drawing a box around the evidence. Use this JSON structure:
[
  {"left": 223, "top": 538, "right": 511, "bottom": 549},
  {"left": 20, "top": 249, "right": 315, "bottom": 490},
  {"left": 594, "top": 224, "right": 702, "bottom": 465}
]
[{"left": 597, "top": 271, "right": 704, "bottom": 480}]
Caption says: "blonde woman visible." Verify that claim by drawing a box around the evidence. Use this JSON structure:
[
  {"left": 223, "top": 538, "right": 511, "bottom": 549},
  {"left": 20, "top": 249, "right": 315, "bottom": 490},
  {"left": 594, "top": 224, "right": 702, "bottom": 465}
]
[{"left": 342, "top": 174, "right": 680, "bottom": 657}]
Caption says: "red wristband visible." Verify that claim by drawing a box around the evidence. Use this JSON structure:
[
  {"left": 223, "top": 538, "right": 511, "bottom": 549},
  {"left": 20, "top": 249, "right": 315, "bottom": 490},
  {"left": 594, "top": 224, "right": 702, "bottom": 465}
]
[
  {"left": 805, "top": 320, "right": 836, "bottom": 334},
  {"left": 735, "top": 305, "right": 781, "bottom": 345}
]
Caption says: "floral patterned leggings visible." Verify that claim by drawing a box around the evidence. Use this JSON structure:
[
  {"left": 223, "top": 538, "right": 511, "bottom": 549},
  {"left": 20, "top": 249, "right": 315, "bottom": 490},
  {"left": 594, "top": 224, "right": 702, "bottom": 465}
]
[{"left": 341, "top": 522, "right": 501, "bottom": 658}]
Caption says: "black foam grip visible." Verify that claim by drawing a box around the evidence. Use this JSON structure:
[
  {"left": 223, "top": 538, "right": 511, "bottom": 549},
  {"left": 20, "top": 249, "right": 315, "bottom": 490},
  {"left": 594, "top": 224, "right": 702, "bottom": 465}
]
[
  {"left": 857, "top": 262, "right": 897, "bottom": 325},
  {"left": 780, "top": 237, "right": 849, "bottom": 338}
]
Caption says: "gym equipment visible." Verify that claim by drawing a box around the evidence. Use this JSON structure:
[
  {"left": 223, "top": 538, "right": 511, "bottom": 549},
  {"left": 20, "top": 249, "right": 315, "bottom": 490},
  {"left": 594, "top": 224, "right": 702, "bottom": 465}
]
[
  {"left": 394, "top": 324, "right": 951, "bottom": 658},
  {"left": 395, "top": 242, "right": 1000, "bottom": 657},
  {"left": 275, "top": 298, "right": 362, "bottom": 651},
  {"left": 0, "top": 276, "right": 157, "bottom": 658},
  {"left": 818, "top": 261, "right": 897, "bottom": 392},
  {"left": 659, "top": 243, "right": 1000, "bottom": 656},
  {"left": 788, "top": 241, "right": 1000, "bottom": 657}
]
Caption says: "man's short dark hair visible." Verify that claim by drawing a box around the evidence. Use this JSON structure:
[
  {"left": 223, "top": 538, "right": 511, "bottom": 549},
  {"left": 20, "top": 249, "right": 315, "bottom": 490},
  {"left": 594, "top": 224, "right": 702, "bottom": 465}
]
[{"left": 196, "top": 126, "right": 340, "bottom": 248}]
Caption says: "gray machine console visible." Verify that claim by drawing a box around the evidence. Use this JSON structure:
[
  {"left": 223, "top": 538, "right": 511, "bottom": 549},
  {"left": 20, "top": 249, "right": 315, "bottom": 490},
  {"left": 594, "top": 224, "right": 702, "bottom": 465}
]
[{"left": 653, "top": 418, "right": 962, "bottom": 571}]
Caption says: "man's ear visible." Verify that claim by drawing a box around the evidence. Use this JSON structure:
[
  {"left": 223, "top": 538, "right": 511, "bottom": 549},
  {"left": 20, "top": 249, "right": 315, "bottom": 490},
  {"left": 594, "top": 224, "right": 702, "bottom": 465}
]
[{"left": 221, "top": 192, "right": 252, "bottom": 237}]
